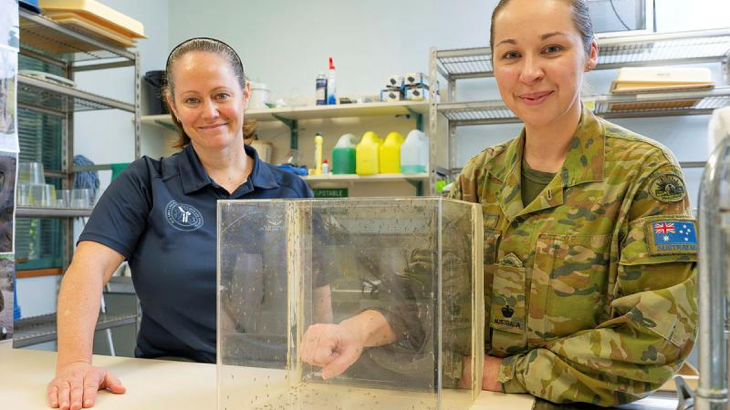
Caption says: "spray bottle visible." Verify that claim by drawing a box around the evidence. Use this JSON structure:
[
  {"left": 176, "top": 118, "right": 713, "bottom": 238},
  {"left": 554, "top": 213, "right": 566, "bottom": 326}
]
[{"left": 327, "top": 57, "right": 337, "bottom": 105}]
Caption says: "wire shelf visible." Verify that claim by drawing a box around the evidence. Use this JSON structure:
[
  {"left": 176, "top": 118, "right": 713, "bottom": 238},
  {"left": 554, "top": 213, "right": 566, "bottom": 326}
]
[
  {"left": 435, "top": 29, "right": 730, "bottom": 79},
  {"left": 19, "top": 9, "right": 135, "bottom": 64},
  {"left": 18, "top": 74, "right": 134, "bottom": 114},
  {"left": 438, "top": 87, "right": 730, "bottom": 125},
  {"left": 13, "top": 312, "right": 137, "bottom": 348}
]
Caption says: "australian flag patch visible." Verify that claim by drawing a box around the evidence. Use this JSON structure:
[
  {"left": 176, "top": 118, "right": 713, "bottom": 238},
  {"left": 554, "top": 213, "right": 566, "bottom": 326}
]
[{"left": 647, "top": 219, "right": 698, "bottom": 255}]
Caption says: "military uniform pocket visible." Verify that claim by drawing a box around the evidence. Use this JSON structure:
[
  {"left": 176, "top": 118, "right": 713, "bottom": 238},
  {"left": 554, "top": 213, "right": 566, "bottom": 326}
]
[{"left": 530, "top": 234, "right": 610, "bottom": 343}]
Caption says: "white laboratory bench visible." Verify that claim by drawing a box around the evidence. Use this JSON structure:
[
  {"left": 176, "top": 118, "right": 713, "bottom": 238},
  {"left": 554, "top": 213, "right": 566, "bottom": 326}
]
[{"left": 0, "top": 342, "right": 683, "bottom": 409}]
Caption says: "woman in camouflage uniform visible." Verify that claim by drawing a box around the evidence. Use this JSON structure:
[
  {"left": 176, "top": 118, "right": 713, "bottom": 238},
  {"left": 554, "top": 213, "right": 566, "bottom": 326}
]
[{"left": 301, "top": 0, "right": 698, "bottom": 405}]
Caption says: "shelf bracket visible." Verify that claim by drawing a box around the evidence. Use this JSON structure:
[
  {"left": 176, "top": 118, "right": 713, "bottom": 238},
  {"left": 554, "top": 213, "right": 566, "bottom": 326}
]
[
  {"left": 407, "top": 179, "right": 424, "bottom": 196},
  {"left": 406, "top": 108, "right": 424, "bottom": 132},
  {"left": 272, "top": 114, "right": 299, "bottom": 150},
  {"left": 154, "top": 120, "right": 178, "bottom": 132}
]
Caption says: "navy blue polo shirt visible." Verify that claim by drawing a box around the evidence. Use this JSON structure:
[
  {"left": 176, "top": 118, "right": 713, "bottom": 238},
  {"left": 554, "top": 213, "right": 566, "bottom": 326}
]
[{"left": 79, "top": 144, "right": 312, "bottom": 363}]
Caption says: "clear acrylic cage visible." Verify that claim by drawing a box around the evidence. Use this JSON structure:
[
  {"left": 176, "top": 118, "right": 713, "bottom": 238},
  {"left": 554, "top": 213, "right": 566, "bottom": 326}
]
[{"left": 217, "top": 198, "right": 484, "bottom": 410}]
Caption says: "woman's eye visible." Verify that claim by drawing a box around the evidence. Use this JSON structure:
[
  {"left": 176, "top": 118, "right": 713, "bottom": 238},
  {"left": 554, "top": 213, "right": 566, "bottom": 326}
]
[
  {"left": 543, "top": 45, "right": 563, "bottom": 54},
  {"left": 184, "top": 97, "right": 200, "bottom": 104},
  {"left": 215, "top": 93, "right": 230, "bottom": 100},
  {"left": 502, "top": 51, "right": 520, "bottom": 60}
]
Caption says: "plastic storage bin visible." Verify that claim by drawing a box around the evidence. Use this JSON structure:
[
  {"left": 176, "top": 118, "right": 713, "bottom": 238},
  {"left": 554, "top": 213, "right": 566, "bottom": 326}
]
[{"left": 217, "top": 198, "right": 484, "bottom": 410}]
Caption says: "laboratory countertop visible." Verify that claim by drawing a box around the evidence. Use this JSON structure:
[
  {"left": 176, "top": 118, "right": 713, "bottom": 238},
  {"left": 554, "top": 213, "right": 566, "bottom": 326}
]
[{"left": 0, "top": 343, "right": 681, "bottom": 410}]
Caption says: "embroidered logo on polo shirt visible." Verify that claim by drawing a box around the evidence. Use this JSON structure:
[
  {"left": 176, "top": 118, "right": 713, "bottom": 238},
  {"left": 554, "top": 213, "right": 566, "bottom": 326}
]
[{"left": 165, "top": 200, "right": 204, "bottom": 231}]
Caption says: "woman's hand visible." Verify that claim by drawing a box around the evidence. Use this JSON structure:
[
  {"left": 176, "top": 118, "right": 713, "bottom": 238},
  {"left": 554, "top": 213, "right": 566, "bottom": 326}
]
[
  {"left": 47, "top": 361, "right": 126, "bottom": 409},
  {"left": 482, "top": 356, "right": 504, "bottom": 392},
  {"left": 299, "top": 323, "right": 364, "bottom": 379}
]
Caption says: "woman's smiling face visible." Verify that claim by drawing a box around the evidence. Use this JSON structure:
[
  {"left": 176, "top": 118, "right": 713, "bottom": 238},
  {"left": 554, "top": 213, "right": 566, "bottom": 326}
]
[
  {"left": 166, "top": 51, "right": 249, "bottom": 152},
  {"left": 491, "top": 0, "right": 597, "bottom": 129}
]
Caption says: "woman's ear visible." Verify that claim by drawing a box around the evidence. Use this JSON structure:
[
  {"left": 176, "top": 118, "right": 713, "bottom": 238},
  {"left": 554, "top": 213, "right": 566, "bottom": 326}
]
[
  {"left": 165, "top": 92, "right": 180, "bottom": 122},
  {"left": 243, "top": 80, "right": 251, "bottom": 109},
  {"left": 585, "top": 39, "right": 598, "bottom": 72}
]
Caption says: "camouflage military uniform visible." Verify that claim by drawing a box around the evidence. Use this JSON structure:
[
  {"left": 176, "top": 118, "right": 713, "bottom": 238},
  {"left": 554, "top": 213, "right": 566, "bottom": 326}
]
[{"left": 448, "top": 107, "right": 698, "bottom": 406}]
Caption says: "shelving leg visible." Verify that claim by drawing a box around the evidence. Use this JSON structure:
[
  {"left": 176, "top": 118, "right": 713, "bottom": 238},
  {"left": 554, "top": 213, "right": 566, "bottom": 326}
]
[{"left": 272, "top": 115, "right": 299, "bottom": 150}]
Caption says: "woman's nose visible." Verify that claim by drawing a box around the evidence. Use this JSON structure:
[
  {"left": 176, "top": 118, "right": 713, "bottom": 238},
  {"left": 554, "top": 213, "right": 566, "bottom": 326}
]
[
  {"left": 201, "top": 99, "right": 219, "bottom": 118},
  {"left": 519, "top": 55, "right": 544, "bottom": 84}
]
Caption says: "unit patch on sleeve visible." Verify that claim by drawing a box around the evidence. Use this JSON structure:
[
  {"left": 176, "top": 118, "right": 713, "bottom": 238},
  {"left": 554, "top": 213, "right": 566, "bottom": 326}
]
[
  {"left": 648, "top": 174, "right": 686, "bottom": 203},
  {"left": 646, "top": 219, "right": 698, "bottom": 255}
]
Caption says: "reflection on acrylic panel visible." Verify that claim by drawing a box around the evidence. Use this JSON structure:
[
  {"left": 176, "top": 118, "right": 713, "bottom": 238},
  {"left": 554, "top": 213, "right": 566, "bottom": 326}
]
[
  {"left": 0, "top": 255, "right": 13, "bottom": 340},
  {"left": 217, "top": 198, "right": 484, "bottom": 410},
  {"left": 0, "top": 151, "right": 15, "bottom": 252},
  {"left": 0, "top": 49, "right": 16, "bottom": 138},
  {"left": 0, "top": 0, "right": 19, "bottom": 51}
]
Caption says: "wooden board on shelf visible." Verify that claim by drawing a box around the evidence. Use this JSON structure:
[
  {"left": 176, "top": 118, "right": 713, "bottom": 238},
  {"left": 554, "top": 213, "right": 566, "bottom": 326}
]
[
  {"left": 39, "top": 0, "right": 146, "bottom": 38},
  {"left": 16, "top": 268, "right": 63, "bottom": 278}
]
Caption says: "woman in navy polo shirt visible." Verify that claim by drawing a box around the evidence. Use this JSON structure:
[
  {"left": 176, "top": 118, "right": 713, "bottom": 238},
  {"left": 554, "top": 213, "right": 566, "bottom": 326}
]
[{"left": 46, "top": 38, "right": 318, "bottom": 410}]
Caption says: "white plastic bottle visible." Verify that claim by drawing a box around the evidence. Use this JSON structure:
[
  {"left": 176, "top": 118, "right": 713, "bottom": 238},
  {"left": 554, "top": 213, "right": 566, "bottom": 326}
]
[
  {"left": 400, "top": 130, "right": 429, "bottom": 174},
  {"left": 327, "top": 57, "right": 337, "bottom": 105}
]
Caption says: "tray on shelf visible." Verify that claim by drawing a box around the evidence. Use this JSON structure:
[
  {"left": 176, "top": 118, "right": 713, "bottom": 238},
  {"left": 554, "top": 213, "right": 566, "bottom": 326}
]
[
  {"left": 19, "top": 9, "right": 135, "bottom": 63},
  {"left": 18, "top": 74, "right": 134, "bottom": 114},
  {"left": 13, "top": 312, "right": 137, "bottom": 348},
  {"left": 437, "top": 87, "right": 730, "bottom": 125},
  {"left": 434, "top": 28, "right": 730, "bottom": 79}
]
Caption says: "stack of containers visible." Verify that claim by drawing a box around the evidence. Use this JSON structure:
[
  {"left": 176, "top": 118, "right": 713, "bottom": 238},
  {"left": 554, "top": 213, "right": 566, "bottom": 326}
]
[
  {"left": 16, "top": 161, "right": 55, "bottom": 207},
  {"left": 381, "top": 75, "right": 404, "bottom": 102},
  {"left": 17, "top": 161, "right": 94, "bottom": 208},
  {"left": 404, "top": 73, "right": 429, "bottom": 101}
]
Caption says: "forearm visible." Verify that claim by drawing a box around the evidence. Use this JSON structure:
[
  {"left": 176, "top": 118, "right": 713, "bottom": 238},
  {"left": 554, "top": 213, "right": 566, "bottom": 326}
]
[
  {"left": 56, "top": 260, "right": 106, "bottom": 370},
  {"left": 498, "top": 272, "right": 697, "bottom": 405},
  {"left": 340, "top": 310, "right": 397, "bottom": 347},
  {"left": 56, "top": 242, "right": 124, "bottom": 371}
]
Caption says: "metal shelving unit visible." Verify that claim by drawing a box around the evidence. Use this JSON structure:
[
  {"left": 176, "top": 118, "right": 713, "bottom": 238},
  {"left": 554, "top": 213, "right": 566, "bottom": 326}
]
[
  {"left": 18, "top": 74, "right": 135, "bottom": 114},
  {"left": 16, "top": 9, "right": 141, "bottom": 349},
  {"left": 429, "top": 28, "right": 730, "bottom": 178},
  {"left": 13, "top": 312, "right": 137, "bottom": 348},
  {"left": 16, "top": 207, "right": 93, "bottom": 218},
  {"left": 438, "top": 87, "right": 730, "bottom": 125},
  {"left": 141, "top": 101, "right": 432, "bottom": 193}
]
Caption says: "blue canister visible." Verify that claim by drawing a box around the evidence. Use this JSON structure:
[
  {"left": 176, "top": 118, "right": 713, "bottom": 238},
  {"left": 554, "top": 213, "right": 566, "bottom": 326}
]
[{"left": 316, "top": 73, "right": 327, "bottom": 106}]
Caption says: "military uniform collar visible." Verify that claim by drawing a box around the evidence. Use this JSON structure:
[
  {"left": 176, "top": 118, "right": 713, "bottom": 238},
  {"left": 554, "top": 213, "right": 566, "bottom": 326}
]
[
  {"left": 494, "top": 105, "right": 605, "bottom": 221},
  {"left": 179, "top": 143, "right": 279, "bottom": 194}
]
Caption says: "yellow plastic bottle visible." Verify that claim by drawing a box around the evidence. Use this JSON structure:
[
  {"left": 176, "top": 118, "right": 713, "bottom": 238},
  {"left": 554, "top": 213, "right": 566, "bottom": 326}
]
[
  {"left": 379, "top": 131, "right": 405, "bottom": 174},
  {"left": 313, "top": 132, "right": 323, "bottom": 175},
  {"left": 356, "top": 131, "right": 380, "bottom": 175}
]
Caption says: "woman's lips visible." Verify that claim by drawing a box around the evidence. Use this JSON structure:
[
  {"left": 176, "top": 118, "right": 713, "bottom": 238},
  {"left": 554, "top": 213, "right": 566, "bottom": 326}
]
[
  {"left": 198, "top": 123, "right": 227, "bottom": 130},
  {"left": 519, "top": 91, "right": 554, "bottom": 106}
]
